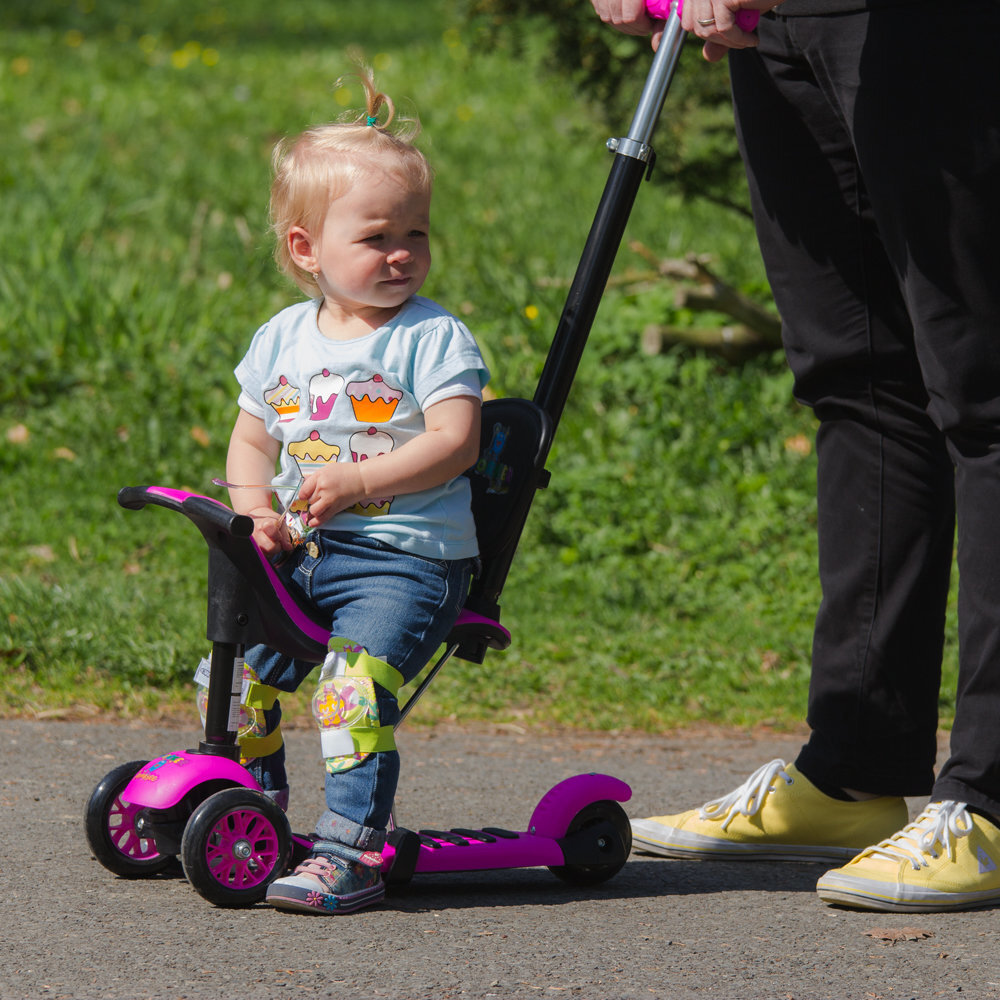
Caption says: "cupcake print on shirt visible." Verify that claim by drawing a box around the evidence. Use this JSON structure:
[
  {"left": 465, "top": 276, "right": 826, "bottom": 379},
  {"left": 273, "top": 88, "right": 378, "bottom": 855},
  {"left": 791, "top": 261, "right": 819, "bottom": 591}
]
[
  {"left": 309, "top": 369, "right": 344, "bottom": 421},
  {"left": 287, "top": 430, "right": 340, "bottom": 478},
  {"left": 264, "top": 375, "right": 300, "bottom": 423},
  {"left": 347, "top": 374, "right": 402, "bottom": 423},
  {"left": 348, "top": 426, "right": 395, "bottom": 517}
]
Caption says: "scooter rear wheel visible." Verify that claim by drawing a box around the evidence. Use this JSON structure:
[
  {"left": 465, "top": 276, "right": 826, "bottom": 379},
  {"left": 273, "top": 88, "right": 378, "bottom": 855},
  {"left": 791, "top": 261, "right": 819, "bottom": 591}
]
[
  {"left": 84, "top": 760, "right": 174, "bottom": 877},
  {"left": 548, "top": 799, "right": 632, "bottom": 886},
  {"left": 181, "top": 787, "right": 291, "bottom": 907}
]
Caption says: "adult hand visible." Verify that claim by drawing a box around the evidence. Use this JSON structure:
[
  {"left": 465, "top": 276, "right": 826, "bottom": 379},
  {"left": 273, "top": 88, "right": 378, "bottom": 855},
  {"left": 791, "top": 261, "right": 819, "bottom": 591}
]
[
  {"left": 591, "top": 0, "right": 784, "bottom": 59},
  {"left": 590, "top": 0, "right": 656, "bottom": 33},
  {"left": 590, "top": 0, "right": 665, "bottom": 48},
  {"left": 681, "top": 1, "right": 784, "bottom": 62}
]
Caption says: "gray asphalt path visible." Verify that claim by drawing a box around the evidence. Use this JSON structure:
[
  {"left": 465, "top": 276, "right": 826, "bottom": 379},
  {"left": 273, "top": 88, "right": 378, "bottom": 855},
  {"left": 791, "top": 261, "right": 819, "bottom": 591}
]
[{"left": 2, "top": 717, "right": 997, "bottom": 999}]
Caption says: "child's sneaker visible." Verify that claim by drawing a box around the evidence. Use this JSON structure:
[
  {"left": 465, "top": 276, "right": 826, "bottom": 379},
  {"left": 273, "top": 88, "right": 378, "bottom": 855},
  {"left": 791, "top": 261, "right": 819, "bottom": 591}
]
[
  {"left": 630, "top": 759, "right": 908, "bottom": 862},
  {"left": 266, "top": 845, "right": 385, "bottom": 914},
  {"left": 817, "top": 800, "right": 1000, "bottom": 911}
]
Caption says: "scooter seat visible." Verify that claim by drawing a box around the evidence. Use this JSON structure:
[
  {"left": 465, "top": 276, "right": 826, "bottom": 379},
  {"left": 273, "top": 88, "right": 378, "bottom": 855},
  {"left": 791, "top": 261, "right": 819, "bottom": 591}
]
[{"left": 119, "top": 485, "right": 514, "bottom": 664}]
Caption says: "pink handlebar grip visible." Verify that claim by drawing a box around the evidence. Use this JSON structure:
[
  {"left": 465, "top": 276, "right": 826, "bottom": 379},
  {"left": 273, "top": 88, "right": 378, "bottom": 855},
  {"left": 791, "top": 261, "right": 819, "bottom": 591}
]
[{"left": 645, "top": 0, "right": 761, "bottom": 30}]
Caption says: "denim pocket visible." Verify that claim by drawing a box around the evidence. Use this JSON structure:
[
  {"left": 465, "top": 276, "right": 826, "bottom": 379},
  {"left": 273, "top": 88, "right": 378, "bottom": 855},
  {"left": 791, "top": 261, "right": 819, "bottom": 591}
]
[{"left": 291, "top": 534, "right": 322, "bottom": 600}]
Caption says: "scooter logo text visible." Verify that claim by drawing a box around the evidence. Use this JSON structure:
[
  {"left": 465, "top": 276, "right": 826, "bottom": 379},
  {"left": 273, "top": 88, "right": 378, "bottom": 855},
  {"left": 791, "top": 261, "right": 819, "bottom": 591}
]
[{"left": 136, "top": 753, "right": 186, "bottom": 781}]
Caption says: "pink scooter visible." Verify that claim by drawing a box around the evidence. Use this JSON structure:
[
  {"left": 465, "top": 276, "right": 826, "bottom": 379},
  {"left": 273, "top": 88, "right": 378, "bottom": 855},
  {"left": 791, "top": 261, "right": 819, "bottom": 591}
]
[{"left": 85, "top": 478, "right": 632, "bottom": 908}]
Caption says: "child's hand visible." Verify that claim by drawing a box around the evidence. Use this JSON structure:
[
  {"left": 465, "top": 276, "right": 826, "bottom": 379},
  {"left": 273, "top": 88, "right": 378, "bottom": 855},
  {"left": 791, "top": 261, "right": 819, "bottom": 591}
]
[
  {"left": 248, "top": 506, "right": 293, "bottom": 558},
  {"left": 296, "top": 465, "right": 366, "bottom": 527}
]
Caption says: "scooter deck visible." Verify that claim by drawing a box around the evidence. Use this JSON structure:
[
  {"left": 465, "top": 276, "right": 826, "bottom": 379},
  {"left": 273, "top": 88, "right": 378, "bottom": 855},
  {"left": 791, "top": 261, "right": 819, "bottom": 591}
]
[{"left": 382, "top": 825, "right": 566, "bottom": 879}]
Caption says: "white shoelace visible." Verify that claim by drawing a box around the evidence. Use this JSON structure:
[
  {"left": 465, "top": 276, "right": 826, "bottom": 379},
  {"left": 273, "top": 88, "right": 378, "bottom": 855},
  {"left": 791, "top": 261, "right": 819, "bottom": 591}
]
[
  {"left": 865, "top": 800, "right": 972, "bottom": 870},
  {"left": 700, "top": 758, "right": 792, "bottom": 831}
]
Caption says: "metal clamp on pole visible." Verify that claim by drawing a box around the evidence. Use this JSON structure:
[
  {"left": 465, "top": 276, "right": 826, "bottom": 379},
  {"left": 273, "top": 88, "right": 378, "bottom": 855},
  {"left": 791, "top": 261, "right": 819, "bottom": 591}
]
[{"left": 606, "top": 136, "right": 652, "bottom": 162}]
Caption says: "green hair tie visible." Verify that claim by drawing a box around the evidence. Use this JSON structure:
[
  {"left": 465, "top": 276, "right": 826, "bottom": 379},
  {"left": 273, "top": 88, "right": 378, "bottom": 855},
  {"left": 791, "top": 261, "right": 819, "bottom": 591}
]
[{"left": 366, "top": 115, "right": 377, "bottom": 127}]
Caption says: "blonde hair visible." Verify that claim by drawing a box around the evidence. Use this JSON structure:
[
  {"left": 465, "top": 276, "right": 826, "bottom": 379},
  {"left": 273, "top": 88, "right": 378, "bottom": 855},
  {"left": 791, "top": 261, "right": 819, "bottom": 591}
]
[{"left": 269, "top": 67, "right": 433, "bottom": 296}]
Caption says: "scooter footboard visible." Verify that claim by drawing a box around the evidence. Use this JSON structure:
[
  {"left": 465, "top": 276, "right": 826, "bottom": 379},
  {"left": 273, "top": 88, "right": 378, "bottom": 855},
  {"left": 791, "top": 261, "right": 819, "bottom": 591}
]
[
  {"left": 383, "top": 827, "right": 566, "bottom": 878},
  {"left": 381, "top": 773, "right": 632, "bottom": 882}
]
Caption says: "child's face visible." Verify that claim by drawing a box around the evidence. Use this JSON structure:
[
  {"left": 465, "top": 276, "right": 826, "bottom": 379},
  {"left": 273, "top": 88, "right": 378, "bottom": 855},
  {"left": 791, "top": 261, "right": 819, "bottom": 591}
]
[{"left": 308, "top": 169, "right": 431, "bottom": 319}]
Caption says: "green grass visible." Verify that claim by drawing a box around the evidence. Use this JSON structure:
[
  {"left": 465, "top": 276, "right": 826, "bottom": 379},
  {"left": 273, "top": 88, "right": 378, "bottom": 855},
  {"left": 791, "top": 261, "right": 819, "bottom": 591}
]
[{"left": 0, "top": 0, "right": 959, "bottom": 730}]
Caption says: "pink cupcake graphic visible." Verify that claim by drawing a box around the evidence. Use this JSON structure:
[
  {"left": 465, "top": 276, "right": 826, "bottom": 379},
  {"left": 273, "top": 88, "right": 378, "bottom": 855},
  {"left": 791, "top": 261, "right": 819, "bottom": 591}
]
[
  {"left": 350, "top": 426, "right": 394, "bottom": 462},
  {"left": 348, "top": 427, "right": 395, "bottom": 516},
  {"left": 308, "top": 369, "right": 344, "bottom": 422}
]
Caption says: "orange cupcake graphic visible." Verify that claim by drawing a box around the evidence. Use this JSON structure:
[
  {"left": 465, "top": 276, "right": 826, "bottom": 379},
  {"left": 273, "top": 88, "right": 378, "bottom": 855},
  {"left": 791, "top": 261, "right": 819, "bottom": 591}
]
[{"left": 346, "top": 374, "right": 402, "bottom": 424}]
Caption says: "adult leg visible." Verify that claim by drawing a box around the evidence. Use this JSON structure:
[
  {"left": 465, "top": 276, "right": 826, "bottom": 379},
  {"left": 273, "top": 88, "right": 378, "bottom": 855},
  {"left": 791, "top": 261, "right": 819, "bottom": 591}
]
[
  {"left": 630, "top": 14, "right": 941, "bottom": 860},
  {"left": 792, "top": 2, "right": 1000, "bottom": 911},
  {"left": 734, "top": 10, "right": 954, "bottom": 799},
  {"left": 847, "top": 5, "right": 1000, "bottom": 817}
]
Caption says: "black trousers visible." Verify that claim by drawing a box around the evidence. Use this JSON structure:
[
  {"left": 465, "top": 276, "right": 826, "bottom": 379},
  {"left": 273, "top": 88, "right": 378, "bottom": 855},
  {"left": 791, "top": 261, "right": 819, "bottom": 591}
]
[{"left": 729, "top": 2, "right": 1000, "bottom": 813}]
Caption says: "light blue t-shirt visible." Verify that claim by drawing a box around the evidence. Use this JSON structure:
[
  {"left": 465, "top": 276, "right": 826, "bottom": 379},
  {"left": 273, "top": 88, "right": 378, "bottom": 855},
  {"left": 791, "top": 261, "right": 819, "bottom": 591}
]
[{"left": 234, "top": 295, "right": 490, "bottom": 560}]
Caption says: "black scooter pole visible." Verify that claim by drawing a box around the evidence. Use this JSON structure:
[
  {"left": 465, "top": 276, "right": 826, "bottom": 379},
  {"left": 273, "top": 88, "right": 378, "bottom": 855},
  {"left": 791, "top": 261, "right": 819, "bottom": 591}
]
[
  {"left": 462, "top": 18, "right": 689, "bottom": 627},
  {"left": 532, "top": 15, "right": 687, "bottom": 430}
]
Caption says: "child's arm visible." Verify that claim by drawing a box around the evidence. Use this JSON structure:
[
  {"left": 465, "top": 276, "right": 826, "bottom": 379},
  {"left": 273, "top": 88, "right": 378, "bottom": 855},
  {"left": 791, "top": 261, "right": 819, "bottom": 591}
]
[
  {"left": 296, "top": 395, "right": 481, "bottom": 529},
  {"left": 226, "top": 409, "right": 293, "bottom": 557}
]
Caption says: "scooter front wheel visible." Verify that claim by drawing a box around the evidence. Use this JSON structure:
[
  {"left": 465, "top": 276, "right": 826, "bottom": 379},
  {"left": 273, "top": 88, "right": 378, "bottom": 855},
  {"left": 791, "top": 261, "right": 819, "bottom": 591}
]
[
  {"left": 548, "top": 799, "right": 632, "bottom": 886},
  {"left": 84, "top": 760, "right": 174, "bottom": 877},
  {"left": 181, "top": 787, "right": 291, "bottom": 907}
]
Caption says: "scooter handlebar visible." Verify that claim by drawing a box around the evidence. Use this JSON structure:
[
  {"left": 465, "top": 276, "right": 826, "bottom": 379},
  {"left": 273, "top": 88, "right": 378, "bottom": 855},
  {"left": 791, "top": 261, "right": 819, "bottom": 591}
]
[
  {"left": 117, "top": 485, "right": 254, "bottom": 539},
  {"left": 645, "top": 0, "right": 761, "bottom": 31}
]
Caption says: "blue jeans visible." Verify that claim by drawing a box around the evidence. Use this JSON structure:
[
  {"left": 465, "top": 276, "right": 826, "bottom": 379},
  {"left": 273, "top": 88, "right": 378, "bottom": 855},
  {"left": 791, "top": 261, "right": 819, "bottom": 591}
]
[{"left": 244, "top": 531, "right": 474, "bottom": 852}]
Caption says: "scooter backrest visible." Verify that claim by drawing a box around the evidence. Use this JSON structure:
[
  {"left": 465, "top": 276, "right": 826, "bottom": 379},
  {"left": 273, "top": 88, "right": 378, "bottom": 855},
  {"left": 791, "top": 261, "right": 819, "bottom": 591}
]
[{"left": 465, "top": 397, "right": 552, "bottom": 562}]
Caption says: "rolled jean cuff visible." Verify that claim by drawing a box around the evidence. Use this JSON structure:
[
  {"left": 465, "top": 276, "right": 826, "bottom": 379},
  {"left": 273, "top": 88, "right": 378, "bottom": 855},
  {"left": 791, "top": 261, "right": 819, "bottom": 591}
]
[{"left": 314, "top": 808, "right": 386, "bottom": 852}]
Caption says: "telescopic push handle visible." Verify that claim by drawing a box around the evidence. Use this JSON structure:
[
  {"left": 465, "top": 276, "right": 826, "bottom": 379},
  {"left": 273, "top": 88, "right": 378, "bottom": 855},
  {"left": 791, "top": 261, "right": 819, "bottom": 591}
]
[{"left": 645, "top": 0, "right": 761, "bottom": 31}]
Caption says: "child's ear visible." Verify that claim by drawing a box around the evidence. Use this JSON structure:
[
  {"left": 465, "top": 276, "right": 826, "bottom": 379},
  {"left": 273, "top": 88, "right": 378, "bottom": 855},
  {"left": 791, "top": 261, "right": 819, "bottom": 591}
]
[{"left": 288, "top": 227, "right": 318, "bottom": 273}]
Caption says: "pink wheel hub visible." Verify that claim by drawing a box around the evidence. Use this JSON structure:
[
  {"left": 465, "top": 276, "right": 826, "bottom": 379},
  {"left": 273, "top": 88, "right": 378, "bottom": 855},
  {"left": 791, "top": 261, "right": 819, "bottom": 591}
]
[
  {"left": 204, "top": 807, "right": 282, "bottom": 889},
  {"left": 107, "top": 793, "right": 160, "bottom": 861}
]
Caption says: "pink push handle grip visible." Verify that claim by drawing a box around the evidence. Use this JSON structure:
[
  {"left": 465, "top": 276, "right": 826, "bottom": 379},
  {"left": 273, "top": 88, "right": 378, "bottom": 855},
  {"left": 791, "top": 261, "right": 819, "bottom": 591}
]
[{"left": 646, "top": 0, "right": 761, "bottom": 30}]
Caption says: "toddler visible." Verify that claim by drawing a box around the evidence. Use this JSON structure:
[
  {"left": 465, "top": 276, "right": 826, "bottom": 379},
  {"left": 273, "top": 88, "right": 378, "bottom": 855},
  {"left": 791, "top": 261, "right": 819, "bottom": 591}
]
[{"left": 224, "top": 67, "right": 489, "bottom": 914}]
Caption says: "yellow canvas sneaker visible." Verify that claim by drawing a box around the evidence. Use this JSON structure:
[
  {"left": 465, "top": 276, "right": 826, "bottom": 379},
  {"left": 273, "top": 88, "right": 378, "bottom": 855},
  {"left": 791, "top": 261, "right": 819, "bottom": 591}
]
[
  {"left": 630, "top": 759, "right": 908, "bottom": 862},
  {"left": 816, "top": 800, "right": 1000, "bottom": 911}
]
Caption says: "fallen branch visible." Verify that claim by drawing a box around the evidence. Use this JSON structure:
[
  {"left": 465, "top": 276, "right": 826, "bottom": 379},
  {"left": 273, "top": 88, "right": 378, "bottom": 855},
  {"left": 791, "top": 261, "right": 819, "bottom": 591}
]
[
  {"left": 641, "top": 322, "right": 773, "bottom": 365},
  {"left": 628, "top": 242, "right": 783, "bottom": 356},
  {"left": 537, "top": 244, "right": 782, "bottom": 361}
]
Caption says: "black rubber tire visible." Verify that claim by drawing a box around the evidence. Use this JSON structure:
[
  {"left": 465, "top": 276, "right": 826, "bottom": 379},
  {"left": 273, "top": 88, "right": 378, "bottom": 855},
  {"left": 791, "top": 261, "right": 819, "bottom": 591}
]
[
  {"left": 180, "top": 787, "right": 291, "bottom": 908},
  {"left": 548, "top": 799, "right": 632, "bottom": 886},
  {"left": 84, "top": 760, "right": 174, "bottom": 877}
]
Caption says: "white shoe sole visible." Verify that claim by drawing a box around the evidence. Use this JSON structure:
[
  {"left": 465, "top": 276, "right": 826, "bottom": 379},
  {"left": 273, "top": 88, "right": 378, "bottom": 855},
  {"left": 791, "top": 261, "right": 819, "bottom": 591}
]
[
  {"left": 817, "top": 871, "right": 1000, "bottom": 912},
  {"left": 630, "top": 818, "right": 861, "bottom": 863}
]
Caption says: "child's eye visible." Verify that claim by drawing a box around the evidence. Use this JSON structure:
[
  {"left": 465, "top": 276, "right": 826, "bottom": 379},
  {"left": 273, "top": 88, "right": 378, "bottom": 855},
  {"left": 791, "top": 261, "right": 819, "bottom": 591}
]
[{"left": 410, "top": 230, "right": 428, "bottom": 239}]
